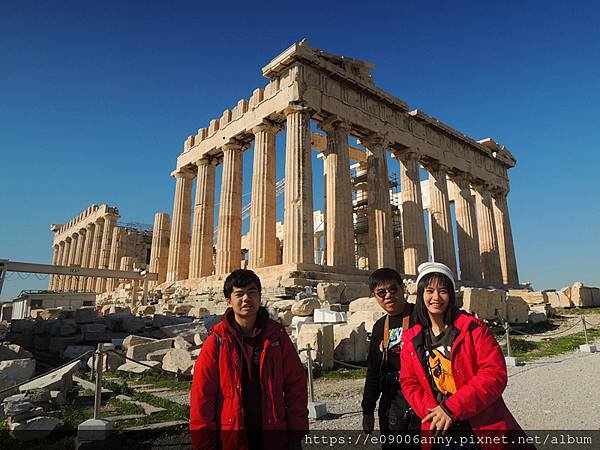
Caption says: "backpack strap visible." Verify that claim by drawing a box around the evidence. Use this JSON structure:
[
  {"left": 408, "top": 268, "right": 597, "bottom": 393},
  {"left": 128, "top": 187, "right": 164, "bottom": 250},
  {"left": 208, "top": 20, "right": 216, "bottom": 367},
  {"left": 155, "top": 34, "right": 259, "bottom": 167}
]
[{"left": 380, "top": 314, "right": 391, "bottom": 371}]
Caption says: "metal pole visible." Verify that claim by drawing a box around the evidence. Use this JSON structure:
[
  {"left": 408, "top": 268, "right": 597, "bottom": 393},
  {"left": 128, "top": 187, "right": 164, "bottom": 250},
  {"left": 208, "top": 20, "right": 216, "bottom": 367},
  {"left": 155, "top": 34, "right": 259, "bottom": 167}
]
[
  {"left": 582, "top": 315, "right": 589, "bottom": 345},
  {"left": 504, "top": 322, "right": 511, "bottom": 358},
  {"left": 306, "top": 344, "right": 315, "bottom": 403},
  {"left": 93, "top": 343, "right": 104, "bottom": 420}
]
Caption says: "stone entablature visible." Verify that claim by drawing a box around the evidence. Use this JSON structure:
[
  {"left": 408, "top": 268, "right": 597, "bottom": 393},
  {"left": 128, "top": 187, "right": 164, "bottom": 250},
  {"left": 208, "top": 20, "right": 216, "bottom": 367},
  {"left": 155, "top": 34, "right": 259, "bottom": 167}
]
[
  {"left": 51, "top": 204, "right": 119, "bottom": 246},
  {"left": 160, "top": 40, "right": 520, "bottom": 289}
]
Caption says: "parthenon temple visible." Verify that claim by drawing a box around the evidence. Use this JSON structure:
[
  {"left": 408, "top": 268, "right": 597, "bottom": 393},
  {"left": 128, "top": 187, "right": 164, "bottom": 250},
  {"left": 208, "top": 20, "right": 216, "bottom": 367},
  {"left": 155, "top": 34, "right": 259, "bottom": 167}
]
[
  {"left": 151, "top": 40, "right": 519, "bottom": 291},
  {"left": 48, "top": 204, "right": 152, "bottom": 293}
]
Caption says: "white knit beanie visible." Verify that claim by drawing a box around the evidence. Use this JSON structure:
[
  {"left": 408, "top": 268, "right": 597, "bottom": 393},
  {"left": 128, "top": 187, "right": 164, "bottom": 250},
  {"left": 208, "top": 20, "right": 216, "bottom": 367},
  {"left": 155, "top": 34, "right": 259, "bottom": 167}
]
[{"left": 416, "top": 262, "right": 456, "bottom": 290}]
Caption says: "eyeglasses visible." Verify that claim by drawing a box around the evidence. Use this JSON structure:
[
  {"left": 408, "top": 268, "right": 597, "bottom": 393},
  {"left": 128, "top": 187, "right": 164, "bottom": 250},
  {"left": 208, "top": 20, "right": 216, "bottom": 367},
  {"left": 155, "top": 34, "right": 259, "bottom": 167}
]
[{"left": 374, "top": 286, "right": 403, "bottom": 298}]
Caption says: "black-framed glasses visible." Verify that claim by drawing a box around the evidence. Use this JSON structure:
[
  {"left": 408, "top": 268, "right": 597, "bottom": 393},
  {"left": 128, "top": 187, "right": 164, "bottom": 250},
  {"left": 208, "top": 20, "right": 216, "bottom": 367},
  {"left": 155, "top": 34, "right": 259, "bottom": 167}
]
[{"left": 374, "top": 286, "right": 402, "bottom": 298}]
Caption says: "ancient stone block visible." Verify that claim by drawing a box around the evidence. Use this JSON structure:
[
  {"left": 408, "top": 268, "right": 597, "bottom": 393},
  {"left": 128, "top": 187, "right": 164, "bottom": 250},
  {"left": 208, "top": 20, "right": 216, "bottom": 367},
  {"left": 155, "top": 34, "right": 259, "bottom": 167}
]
[
  {"left": 346, "top": 310, "right": 385, "bottom": 332},
  {"left": 10, "top": 320, "right": 36, "bottom": 334},
  {"left": 80, "top": 323, "right": 107, "bottom": 333},
  {"left": 162, "top": 348, "right": 194, "bottom": 374},
  {"left": 49, "top": 319, "right": 78, "bottom": 337},
  {"left": 0, "top": 344, "right": 33, "bottom": 361},
  {"left": 3, "top": 395, "right": 35, "bottom": 416},
  {"left": 291, "top": 297, "right": 320, "bottom": 316},
  {"left": 123, "top": 335, "right": 156, "bottom": 350},
  {"left": 74, "top": 307, "right": 99, "bottom": 324},
  {"left": 160, "top": 322, "right": 208, "bottom": 344},
  {"left": 48, "top": 335, "right": 83, "bottom": 354},
  {"left": 333, "top": 323, "right": 368, "bottom": 362},
  {"left": 343, "top": 282, "right": 371, "bottom": 302},
  {"left": 20, "top": 359, "right": 79, "bottom": 392},
  {"left": 117, "top": 360, "right": 160, "bottom": 374},
  {"left": 151, "top": 314, "right": 193, "bottom": 328},
  {"left": 528, "top": 311, "right": 547, "bottom": 324},
  {"left": 570, "top": 282, "right": 593, "bottom": 307},
  {"left": 297, "top": 324, "right": 334, "bottom": 371},
  {"left": 506, "top": 296, "right": 529, "bottom": 323},
  {"left": 188, "top": 306, "right": 210, "bottom": 318},
  {"left": 313, "top": 309, "right": 347, "bottom": 323},
  {"left": 146, "top": 349, "right": 170, "bottom": 363},
  {"left": 126, "top": 339, "right": 174, "bottom": 361},
  {"left": 316, "top": 283, "right": 344, "bottom": 303},
  {"left": 277, "top": 310, "right": 293, "bottom": 327},
  {"left": 348, "top": 297, "right": 382, "bottom": 314},
  {"left": 463, "top": 288, "right": 507, "bottom": 321},
  {"left": 9, "top": 416, "right": 61, "bottom": 441}
]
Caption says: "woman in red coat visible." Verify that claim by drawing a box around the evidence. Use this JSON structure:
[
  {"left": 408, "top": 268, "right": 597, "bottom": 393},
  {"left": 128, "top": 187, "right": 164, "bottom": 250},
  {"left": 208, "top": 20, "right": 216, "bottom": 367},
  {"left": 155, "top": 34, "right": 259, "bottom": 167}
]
[{"left": 400, "top": 262, "right": 531, "bottom": 450}]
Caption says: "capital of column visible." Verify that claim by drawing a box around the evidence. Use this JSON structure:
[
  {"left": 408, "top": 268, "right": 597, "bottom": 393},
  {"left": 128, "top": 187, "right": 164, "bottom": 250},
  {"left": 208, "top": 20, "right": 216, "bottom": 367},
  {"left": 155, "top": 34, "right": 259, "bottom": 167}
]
[
  {"left": 490, "top": 185, "right": 510, "bottom": 199},
  {"left": 221, "top": 140, "right": 246, "bottom": 153},
  {"left": 425, "top": 160, "right": 449, "bottom": 174},
  {"left": 170, "top": 167, "right": 196, "bottom": 180},
  {"left": 360, "top": 133, "right": 387, "bottom": 149},
  {"left": 448, "top": 170, "right": 473, "bottom": 189},
  {"left": 252, "top": 120, "right": 282, "bottom": 136},
  {"left": 195, "top": 156, "right": 218, "bottom": 168},
  {"left": 317, "top": 116, "right": 352, "bottom": 134},
  {"left": 395, "top": 148, "right": 421, "bottom": 162},
  {"left": 283, "top": 103, "right": 312, "bottom": 117}
]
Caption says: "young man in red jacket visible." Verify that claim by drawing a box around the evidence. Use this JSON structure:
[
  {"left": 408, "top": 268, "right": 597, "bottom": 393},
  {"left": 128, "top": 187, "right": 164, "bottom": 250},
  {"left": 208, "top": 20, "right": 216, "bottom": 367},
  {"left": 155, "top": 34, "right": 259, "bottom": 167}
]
[{"left": 190, "top": 269, "right": 308, "bottom": 450}]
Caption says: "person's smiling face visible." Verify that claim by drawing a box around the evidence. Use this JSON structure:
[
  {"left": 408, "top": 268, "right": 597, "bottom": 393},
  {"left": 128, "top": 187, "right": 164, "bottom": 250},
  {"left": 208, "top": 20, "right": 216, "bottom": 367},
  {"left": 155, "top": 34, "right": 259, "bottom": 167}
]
[
  {"left": 374, "top": 282, "right": 406, "bottom": 315},
  {"left": 423, "top": 277, "right": 450, "bottom": 318},
  {"left": 227, "top": 283, "right": 261, "bottom": 318}
]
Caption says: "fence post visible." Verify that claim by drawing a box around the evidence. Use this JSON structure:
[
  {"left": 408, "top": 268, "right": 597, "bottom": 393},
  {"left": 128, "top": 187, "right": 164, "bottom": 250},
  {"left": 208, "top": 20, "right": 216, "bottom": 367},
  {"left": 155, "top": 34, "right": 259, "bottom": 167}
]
[
  {"left": 504, "top": 322, "right": 518, "bottom": 367},
  {"left": 579, "top": 315, "right": 597, "bottom": 353},
  {"left": 306, "top": 344, "right": 315, "bottom": 403},
  {"left": 93, "top": 343, "right": 104, "bottom": 420}
]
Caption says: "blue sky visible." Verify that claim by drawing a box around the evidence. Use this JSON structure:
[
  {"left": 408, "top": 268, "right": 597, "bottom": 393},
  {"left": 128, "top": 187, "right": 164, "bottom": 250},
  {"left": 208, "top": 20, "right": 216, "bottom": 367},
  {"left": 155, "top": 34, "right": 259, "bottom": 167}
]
[{"left": 1, "top": 0, "right": 599, "bottom": 300}]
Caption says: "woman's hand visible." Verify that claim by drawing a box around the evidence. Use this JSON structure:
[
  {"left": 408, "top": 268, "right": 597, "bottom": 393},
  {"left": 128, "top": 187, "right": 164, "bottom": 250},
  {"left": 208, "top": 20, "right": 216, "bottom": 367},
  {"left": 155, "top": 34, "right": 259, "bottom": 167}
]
[
  {"left": 362, "top": 414, "right": 375, "bottom": 434},
  {"left": 422, "top": 405, "right": 453, "bottom": 435}
]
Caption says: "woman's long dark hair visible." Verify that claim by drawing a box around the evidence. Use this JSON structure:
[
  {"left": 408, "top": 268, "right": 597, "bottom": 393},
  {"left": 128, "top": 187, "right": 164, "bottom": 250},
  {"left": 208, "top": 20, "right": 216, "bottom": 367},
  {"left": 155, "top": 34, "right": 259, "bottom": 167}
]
[{"left": 414, "top": 272, "right": 459, "bottom": 328}]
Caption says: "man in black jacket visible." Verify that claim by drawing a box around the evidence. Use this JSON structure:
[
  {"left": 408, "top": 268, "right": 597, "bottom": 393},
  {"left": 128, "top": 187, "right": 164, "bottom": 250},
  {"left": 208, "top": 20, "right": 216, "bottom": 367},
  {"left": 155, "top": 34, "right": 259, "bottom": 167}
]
[{"left": 361, "top": 268, "right": 417, "bottom": 449}]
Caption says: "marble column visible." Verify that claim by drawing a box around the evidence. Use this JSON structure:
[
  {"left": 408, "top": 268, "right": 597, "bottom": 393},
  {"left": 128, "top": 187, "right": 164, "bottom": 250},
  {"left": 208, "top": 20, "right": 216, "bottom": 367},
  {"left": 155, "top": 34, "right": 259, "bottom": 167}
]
[
  {"left": 364, "top": 136, "right": 395, "bottom": 269},
  {"left": 427, "top": 162, "right": 457, "bottom": 276},
  {"left": 78, "top": 223, "right": 95, "bottom": 291},
  {"left": 397, "top": 150, "right": 428, "bottom": 275},
  {"left": 72, "top": 229, "right": 86, "bottom": 291},
  {"left": 87, "top": 218, "right": 104, "bottom": 291},
  {"left": 189, "top": 158, "right": 217, "bottom": 278},
  {"left": 107, "top": 227, "right": 126, "bottom": 291},
  {"left": 249, "top": 123, "right": 279, "bottom": 269},
  {"left": 166, "top": 168, "right": 194, "bottom": 282},
  {"left": 474, "top": 183, "right": 503, "bottom": 285},
  {"left": 321, "top": 120, "right": 355, "bottom": 268},
  {"left": 48, "top": 245, "right": 58, "bottom": 290},
  {"left": 96, "top": 214, "right": 118, "bottom": 292},
  {"left": 149, "top": 212, "right": 171, "bottom": 285},
  {"left": 216, "top": 142, "right": 244, "bottom": 275},
  {"left": 57, "top": 241, "right": 68, "bottom": 291},
  {"left": 65, "top": 235, "right": 78, "bottom": 291},
  {"left": 450, "top": 173, "right": 482, "bottom": 283},
  {"left": 493, "top": 190, "right": 519, "bottom": 287},
  {"left": 282, "top": 105, "right": 314, "bottom": 265}
]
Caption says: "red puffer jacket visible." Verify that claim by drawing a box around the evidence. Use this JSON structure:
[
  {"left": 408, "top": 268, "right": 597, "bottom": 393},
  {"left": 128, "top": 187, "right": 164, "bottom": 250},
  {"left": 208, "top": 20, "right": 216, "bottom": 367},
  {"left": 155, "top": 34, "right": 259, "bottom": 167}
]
[
  {"left": 400, "top": 312, "right": 531, "bottom": 450},
  {"left": 190, "top": 309, "right": 308, "bottom": 449}
]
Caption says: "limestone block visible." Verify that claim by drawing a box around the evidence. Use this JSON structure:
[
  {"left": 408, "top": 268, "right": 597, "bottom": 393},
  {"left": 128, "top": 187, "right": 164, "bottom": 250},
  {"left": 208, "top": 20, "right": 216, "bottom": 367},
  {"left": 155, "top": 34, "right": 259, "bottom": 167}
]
[
  {"left": 120, "top": 316, "right": 146, "bottom": 334},
  {"left": 126, "top": 339, "right": 174, "bottom": 361},
  {"left": 277, "top": 310, "right": 293, "bottom": 327},
  {"left": 506, "top": 296, "right": 529, "bottom": 324},
  {"left": 20, "top": 359, "right": 79, "bottom": 392},
  {"left": 137, "top": 305, "right": 156, "bottom": 316},
  {"left": 74, "top": 307, "right": 99, "bottom": 324},
  {"left": 591, "top": 287, "right": 600, "bottom": 307},
  {"left": 9, "top": 415, "right": 61, "bottom": 441},
  {"left": 86, "top": 346, "right": 121, "bottom": 372},
  {"left": 333, "top": 323, "right": 368, "bottom": 362},
  {"left": 63, "top": 345, "right": 96, "bottom": 361},
  {"left": 5, "top": 332, "right": 33, "bottom": 348},
  {"left": 346, "top": 310, "right": 385, "bottom": 332},
  {"left": 314, "top": 309, "right": 347, "bottom": 323},
  {"left": 146, "top": 349, "right": 170, "bottom": 363},
  {"left": 33, "top": 335, "right": 50, "bottom": 351},
  {"left": 109, "top": 305, "right": 130, "bottom": 315},
  {"left": 49, "top": 335, "right": 83, "bottom": 354},
  {"left": 0, "top": 344, "right": 33, "bottom": 361},
  {"left": 161, "top": 321, "right": 208, "bottom": 344},
  {"left": 80, "top": 323, "right": 107, "bottom": 333},
  {"left": 193, "top": 333, "right": 205, "bottom": 346},
  {"left": 297, "top": 324, "right": 334, "bottom": 371},
  {"left": 270, "top": 300, "right": 296, "bottom": 312},
  {"left": 173, "top": 304, "right": 193, "bottom": 316},
  {"left": 0, "top": 358, "right": 36, "bottom": 391},
  {"left": 343, "top": 282, "right": 371, "bottom": 303},
  {"left": 117, "top": 360, "right": 160, "bottom": 374},
  {"left": 29, "top": 310, "right": 46, "bottom": 320},
  {"left": 10, "top": 320, "right": 36, "bottom": 334},
  {"left": 571, "top": 282, "right": 594, "bottom": 307},
  {"left": 316, "top": 283, "right": 344, "bottom": 303},
  {"left": 545, "top": 291, "right": 561, "bottom": 309},
  {"left": 39, "top": 309, "right": 64, "bottom": 320},
  {"left": 508, "top": 290, "right": 546, "bottom": 305},
  {"left": 11, "top": 406, "right": 46, "bottom": 422},
  {"left": 162, "top": 348, "right": 194, "bottom": 373},
  {"left": 173, "top": 336, "right": 192, "bottom": 350},
  {"left": 50, "top": 390, "right": 67, "bottom": 406},
  {"left": 463, "top": 288, "right": 507, "bottom": 321},
  {"left": 291, "top": 297, "right": 321, "bottom": 316},
  {"left": 101, "top": 305, "right": 112, "bottom": 316},
  {"left": 559, "top": 287, "right": 573, "bottom": 307},
  {"left": 123, "top": 335, "right": 156, "bottom": 350},
  {"left": 406, "top": 282, "right": 417, "bottom": 296},
  {"left": 151, "top": 314, "right": 193, "bottom": 328},
  {"left": 528, "top": 311, "right": 547, "bottom": 324},
  {"left": 188, "top": 306, "right": 210, "bottom": 318},
  {"left": 49, "top": 319, "right": 78, "bottom": 337},
  {"left": 291, "top": 315, "right": 314, "bottom": 334},
  {"left": 348, "top": 297, "right": 382, "bottom": 314},
  {"left": 3, "top": 395, "right": 35, "bottom": 416}
]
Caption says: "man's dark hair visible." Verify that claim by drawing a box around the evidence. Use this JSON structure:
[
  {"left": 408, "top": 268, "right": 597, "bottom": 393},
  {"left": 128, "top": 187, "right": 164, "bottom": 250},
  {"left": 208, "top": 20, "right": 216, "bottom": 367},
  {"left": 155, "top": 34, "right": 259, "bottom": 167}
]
[
  {"left": 368, "top": 267, "right": 404, "bottom": 294},
  {"left": 414, "top": 272, "right": 458, "bottom": 327},
  {"left": 223, "top": 269, "right": 262, "bottom": 298}
]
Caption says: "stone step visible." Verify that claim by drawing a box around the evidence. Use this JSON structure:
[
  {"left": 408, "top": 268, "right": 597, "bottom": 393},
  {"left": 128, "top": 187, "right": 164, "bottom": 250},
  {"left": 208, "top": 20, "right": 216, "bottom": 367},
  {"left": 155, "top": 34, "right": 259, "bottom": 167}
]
[{"left": 115, "top": 395, "right": 165, "bottom": 414}]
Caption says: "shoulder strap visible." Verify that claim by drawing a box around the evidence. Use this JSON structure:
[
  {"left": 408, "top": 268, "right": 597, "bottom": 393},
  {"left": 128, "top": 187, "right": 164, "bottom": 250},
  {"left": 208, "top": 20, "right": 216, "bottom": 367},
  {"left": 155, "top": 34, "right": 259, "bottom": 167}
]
[
  {"left": 380, "top": 314, "right": 390, "bottom": 371},
  {"left": 402, "top": 314, "right": 410, "bottom": 331}
]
